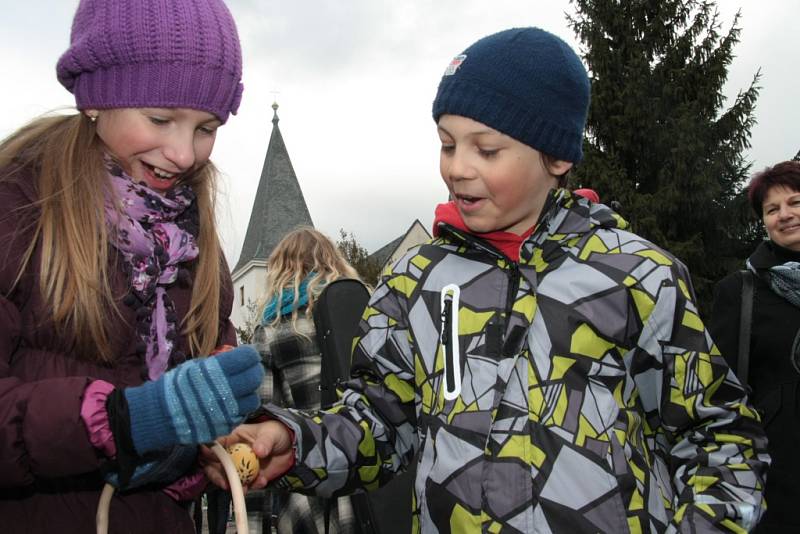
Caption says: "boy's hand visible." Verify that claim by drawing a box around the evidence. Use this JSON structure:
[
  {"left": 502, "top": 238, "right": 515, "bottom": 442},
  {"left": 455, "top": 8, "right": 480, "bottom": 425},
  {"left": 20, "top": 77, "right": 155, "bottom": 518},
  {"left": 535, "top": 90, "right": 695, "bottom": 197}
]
[{"left": 203, "top": 421, "right": 295, "bottom": 490}]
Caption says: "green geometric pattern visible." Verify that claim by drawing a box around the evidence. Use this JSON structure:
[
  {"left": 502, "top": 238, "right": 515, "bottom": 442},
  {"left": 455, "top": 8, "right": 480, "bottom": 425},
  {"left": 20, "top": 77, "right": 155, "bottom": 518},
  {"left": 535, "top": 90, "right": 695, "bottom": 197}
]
[{"left": 266, "top": 189, "right": 768, "bottom": 533}]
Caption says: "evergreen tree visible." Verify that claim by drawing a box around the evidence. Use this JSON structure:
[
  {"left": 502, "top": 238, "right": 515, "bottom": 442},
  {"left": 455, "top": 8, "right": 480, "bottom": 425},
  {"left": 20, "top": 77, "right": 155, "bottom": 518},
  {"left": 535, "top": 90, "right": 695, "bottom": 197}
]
[{"left": 568, "top": 0, "right": 762, "bottom": 314}]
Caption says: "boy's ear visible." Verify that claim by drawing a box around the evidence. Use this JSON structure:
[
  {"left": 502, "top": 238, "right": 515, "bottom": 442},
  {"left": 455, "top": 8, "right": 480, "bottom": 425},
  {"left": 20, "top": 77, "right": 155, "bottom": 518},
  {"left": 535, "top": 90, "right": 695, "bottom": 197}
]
[{"left": 547, "top": 159, "right": 573, "bottom": 176}]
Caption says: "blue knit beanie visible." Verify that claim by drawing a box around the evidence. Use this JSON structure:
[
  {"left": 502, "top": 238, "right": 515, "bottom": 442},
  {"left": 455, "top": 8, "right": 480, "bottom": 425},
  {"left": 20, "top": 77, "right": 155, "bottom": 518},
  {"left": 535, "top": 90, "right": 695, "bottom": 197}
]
[{"left": 432, "top": 27, "right": 590, "bottom": 163}]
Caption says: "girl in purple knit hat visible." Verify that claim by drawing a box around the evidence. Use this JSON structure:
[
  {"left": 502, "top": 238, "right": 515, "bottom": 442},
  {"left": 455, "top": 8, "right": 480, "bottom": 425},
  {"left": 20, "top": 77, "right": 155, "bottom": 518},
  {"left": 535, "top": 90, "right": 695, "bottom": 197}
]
[{"left": 0, "top": 0, "right": 265, "bottom": 532}]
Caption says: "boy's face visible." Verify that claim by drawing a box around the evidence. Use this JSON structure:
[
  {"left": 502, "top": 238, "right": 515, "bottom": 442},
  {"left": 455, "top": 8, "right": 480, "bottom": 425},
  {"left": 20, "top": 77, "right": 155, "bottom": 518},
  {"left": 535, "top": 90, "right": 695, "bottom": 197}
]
[{"left": 437, "top": 114, "right": 571, "bottom": 235}]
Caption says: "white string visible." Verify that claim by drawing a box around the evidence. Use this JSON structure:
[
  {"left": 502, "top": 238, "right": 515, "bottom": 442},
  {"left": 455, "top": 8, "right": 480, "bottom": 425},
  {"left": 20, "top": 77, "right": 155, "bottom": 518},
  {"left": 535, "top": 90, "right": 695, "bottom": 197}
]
[{"left": 95, "top": 443, "right": 249, "bottom": 534}]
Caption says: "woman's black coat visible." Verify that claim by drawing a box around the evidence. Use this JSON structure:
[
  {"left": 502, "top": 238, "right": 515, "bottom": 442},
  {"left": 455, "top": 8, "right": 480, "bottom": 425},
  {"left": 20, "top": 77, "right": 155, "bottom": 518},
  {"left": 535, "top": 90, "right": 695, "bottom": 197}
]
[{"left": 710, "top": 241, "right": 800, "bottom": 533}]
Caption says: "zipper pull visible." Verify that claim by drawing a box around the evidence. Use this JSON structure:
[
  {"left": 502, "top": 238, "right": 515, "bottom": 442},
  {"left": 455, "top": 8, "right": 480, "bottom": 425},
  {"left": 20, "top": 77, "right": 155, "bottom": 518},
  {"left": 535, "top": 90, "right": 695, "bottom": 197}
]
[
  {"left": 440, "top": 300, "right": 451, "bottom": 345},
  {"left": 440, "top": 284, "right": 462, "bottom": 400}
]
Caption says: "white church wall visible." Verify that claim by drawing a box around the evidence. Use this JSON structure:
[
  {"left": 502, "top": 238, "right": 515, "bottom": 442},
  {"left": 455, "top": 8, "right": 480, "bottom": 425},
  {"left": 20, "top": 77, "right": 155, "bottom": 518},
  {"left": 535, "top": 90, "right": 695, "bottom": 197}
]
[{"left": 230, "top": 262, "right": 267, "bottom": 332}]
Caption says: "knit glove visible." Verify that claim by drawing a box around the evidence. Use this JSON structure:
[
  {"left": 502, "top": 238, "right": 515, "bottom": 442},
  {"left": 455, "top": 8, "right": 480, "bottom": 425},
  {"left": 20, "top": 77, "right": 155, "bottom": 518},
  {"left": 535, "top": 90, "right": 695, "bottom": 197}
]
[
  {"left": 104, "top": 444, "right": 197, "bottom": 492},
  {"left": 124, "top": 345, "right": 264, "bottom": 454}
]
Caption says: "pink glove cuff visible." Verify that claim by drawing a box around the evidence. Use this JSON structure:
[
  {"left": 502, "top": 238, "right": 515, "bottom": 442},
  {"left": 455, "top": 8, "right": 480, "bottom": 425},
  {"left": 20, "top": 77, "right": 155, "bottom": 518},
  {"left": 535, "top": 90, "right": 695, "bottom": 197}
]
[{"left": 80, "top": 379, "right": 117, "bottom": 458}]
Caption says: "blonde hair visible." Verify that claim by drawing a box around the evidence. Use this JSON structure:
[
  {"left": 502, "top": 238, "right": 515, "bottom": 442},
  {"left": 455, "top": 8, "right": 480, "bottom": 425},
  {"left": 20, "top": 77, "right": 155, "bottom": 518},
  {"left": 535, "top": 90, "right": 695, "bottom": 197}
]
[
  {"left": 261, "top": 226, "right": 361, "bottom": 332},
  {"left": 0, "top": 111, "right": 224, "bottom": 362}
]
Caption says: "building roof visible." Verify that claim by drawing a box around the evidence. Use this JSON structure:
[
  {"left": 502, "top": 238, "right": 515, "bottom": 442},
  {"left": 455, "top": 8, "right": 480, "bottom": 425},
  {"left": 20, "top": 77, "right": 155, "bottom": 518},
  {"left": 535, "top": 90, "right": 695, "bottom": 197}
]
[
  {"left": 369, "top": 219, "right": 431, "bottom": 270},
  {"left": 233, "top": 103, "right": 313, "bottom": 275},
  {"left": 369, "top": 234, "right": 405, "bottom": 268}
]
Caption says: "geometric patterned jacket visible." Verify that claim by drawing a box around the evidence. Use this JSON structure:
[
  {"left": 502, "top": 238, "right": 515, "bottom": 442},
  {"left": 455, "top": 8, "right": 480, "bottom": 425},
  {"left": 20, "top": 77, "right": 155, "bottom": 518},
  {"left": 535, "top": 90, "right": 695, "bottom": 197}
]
[{"left": 265, "top": 188, "right": 769, "bottom": 533}]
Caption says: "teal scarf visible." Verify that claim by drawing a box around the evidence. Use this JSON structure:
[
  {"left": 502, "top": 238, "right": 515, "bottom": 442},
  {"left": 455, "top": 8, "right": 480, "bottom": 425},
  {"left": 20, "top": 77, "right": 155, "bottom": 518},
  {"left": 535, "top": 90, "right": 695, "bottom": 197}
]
[{"left": 261, "top": 273, "right": 316, "bottom": 324}]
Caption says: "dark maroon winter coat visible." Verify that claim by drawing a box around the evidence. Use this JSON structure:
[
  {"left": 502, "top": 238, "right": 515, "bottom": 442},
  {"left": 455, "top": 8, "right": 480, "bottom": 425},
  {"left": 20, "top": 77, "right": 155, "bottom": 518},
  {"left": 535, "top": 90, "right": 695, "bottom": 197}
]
[{"left": 0, "top": 162, "right": 236, "bottom": 534}]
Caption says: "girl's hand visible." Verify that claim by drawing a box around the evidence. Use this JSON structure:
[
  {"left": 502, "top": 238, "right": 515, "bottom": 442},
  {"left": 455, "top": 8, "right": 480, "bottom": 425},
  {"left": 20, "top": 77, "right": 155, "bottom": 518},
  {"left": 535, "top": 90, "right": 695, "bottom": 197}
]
[
  {"left": 204, "top": 421, "right": 295, "bottom": 490},
  {"left": 122, "top": 346, "right": 263, "bottom": 453}
]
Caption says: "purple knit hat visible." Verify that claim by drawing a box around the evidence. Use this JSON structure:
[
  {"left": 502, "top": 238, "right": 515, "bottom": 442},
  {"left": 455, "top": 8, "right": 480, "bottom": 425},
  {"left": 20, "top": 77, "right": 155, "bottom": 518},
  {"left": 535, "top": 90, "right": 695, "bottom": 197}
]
[{"left": 56, "top": 0, "right": 244, "bottom": 123}]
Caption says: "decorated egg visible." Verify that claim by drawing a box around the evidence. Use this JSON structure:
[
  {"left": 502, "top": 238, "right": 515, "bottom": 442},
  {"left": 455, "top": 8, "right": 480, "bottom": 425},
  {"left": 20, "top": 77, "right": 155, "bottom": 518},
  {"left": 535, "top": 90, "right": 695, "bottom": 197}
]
[{"left": 227, "top": 443, "right": 258, "bottom": 485}]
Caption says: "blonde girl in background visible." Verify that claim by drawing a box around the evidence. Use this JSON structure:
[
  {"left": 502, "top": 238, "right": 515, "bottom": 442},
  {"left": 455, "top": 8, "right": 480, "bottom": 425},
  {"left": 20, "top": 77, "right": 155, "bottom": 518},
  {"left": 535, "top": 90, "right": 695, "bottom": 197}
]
[{"left": 245, "top": 226, "right": 361, "bottom": 533}]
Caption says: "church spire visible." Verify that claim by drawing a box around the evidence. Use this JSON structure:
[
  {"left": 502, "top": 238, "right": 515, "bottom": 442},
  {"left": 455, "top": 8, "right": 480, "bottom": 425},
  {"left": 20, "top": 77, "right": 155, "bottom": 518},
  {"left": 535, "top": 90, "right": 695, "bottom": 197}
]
[{"left": 233, "top": 103, "right": 314, "bottom": 275}]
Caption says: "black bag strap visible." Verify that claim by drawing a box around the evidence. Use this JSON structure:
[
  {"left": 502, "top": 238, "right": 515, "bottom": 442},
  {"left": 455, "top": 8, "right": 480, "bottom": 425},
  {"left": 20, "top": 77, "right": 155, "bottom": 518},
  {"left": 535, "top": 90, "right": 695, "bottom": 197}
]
[{"left": 737, "top": 270, "right": 755, "bottom": 386}]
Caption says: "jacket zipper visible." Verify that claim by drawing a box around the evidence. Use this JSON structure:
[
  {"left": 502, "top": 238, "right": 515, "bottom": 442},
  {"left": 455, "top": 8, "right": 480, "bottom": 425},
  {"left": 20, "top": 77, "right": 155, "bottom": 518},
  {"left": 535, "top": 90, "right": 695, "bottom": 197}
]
[
  {"left": 504, "top": 262, "right": 521, "bottom": 334},
  {"left": 440, "top": 284, "right": 461, "bottom": 400},
  {"left": 434, "top": 195, "right": 561, "bottom": 387},
  {"left": 437, "top": 224, "right": 523, "bottom": 334}
]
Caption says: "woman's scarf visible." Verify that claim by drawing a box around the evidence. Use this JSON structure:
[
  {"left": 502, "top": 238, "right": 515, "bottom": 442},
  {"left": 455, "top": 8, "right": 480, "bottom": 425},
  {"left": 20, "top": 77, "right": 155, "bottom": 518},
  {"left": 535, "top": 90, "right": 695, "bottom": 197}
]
[
  {"left": 104, "top": 159, "right": 200, "bottom": 380},
  {"left": 261, "top": 273, "right": 317, "bottom": 325},
  {"left": 747, "top": 241, "right": 800, "bottom": 309},
  {"left": 767, "top": 262, "right": 800, "bottom": 308}
]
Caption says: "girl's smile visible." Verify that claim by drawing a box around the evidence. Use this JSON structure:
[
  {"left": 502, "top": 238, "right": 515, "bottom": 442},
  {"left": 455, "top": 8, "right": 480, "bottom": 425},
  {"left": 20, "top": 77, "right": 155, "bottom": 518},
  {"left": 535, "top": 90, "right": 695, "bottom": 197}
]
[{"left": 140, "top": 162, "right": 179, "bottom": 190}]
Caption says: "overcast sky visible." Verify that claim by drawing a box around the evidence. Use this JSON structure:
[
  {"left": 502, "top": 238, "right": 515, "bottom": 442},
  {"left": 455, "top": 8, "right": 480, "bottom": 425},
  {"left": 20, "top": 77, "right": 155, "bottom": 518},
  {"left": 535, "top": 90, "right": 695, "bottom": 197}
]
[{"left": 1, "top": 1, "right": 798, "bottom": 265}]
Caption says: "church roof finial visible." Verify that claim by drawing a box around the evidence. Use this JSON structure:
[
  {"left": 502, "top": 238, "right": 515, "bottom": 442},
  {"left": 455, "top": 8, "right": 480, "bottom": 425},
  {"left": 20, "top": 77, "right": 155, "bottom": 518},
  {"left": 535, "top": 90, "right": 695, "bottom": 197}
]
[{"left": 272, "top": 101, "right": 279, "bottom": 125}]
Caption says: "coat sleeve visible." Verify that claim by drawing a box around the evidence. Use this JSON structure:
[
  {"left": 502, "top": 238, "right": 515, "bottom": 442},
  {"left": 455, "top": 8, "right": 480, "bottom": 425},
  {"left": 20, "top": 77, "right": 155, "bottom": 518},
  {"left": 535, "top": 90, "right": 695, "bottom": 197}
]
[
  {"left": 632, "top": 261, "right": 768, "bottom": 532},
  {"left": 0, "top": 177, "right": 102, "bottom": 488},
  {"left": 260, "top": 269, "right": 419, "bottom": 498}
]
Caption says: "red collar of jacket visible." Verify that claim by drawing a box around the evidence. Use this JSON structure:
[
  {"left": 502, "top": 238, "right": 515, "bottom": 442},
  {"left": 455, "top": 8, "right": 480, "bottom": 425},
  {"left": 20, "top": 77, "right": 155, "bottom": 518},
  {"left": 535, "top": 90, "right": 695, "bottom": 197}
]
[{"left": 432, "top": 201, "right": 533, "bottom": 262}]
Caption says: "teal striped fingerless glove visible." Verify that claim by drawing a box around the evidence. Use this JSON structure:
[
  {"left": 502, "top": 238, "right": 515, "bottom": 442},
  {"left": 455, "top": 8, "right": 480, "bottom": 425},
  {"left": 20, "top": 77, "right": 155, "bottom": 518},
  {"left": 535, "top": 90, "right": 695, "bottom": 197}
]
[{"left": 124, "top": 345, "right": 264, "bottom": 454}]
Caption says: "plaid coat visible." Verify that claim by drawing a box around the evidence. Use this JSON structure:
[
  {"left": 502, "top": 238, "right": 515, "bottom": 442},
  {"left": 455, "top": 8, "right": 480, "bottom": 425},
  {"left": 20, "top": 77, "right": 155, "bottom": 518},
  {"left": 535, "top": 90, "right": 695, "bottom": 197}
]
[{"left": 251, "top": 312, "right": 355, "bottom": 534}]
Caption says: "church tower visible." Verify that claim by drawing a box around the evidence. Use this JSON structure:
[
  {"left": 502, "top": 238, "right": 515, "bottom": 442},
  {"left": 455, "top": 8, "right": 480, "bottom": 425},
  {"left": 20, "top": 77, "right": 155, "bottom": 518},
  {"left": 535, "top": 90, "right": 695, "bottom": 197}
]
[{"left": 230, "top": 103, "right": 313, "bottom": 329}]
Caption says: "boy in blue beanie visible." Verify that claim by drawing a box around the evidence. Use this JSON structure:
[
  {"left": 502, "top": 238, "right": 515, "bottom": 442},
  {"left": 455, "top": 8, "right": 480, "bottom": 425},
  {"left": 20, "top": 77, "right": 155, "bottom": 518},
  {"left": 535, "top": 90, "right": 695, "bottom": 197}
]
[{"left": 209, "top": 28, "right": 768, "bottom": 533}]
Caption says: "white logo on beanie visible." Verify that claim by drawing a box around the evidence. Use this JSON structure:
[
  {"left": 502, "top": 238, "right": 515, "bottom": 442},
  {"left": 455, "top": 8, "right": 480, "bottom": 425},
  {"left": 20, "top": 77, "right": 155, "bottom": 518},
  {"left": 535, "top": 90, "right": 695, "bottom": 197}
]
[{"left": 444, "top": 54, "right": 467, "bottom": 76}]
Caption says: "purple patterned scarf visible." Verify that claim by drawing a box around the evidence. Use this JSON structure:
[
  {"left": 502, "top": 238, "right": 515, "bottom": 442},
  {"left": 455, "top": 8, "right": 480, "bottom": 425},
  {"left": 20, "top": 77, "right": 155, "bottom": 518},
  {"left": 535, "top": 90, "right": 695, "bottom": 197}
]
[{"left": 104, "top": 160, "right": 200, "bottom": 380}]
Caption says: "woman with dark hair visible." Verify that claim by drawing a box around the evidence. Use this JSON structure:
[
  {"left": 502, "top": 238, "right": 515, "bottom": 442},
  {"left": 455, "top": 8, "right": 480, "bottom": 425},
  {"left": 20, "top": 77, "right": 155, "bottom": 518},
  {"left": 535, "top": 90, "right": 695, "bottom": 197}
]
[{"left": 710, "top": 159, "right": 800, "bottom": 533}]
